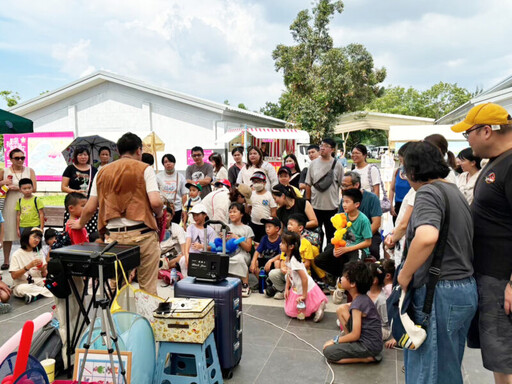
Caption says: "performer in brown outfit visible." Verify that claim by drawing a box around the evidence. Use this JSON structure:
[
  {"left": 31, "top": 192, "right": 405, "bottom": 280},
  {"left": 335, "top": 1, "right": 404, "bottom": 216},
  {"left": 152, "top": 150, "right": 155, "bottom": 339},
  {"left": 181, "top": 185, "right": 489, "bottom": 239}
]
[{"left": 73, "top": 132, "right": 163, "bottom": 295}]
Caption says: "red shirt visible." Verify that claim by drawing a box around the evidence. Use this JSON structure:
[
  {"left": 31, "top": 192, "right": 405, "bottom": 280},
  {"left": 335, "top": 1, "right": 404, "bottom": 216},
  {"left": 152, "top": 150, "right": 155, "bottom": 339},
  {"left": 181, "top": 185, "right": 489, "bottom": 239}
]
[{"left": 66, "top": 219, "right": 89, "bottom": 244}]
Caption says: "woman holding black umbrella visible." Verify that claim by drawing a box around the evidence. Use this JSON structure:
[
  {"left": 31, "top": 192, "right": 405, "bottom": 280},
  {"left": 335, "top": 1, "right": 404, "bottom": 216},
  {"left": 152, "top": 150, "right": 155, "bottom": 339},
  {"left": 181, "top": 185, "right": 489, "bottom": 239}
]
[{"left": 61, "top": 146, "right": 98, "bottom": 233}]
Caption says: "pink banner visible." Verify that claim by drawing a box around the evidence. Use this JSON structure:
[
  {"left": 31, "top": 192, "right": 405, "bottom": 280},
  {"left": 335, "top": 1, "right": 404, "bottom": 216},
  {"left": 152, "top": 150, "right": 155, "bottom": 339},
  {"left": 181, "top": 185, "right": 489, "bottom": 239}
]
[{"left": 4, "top": 132, "right": 75, "bottom": 181}]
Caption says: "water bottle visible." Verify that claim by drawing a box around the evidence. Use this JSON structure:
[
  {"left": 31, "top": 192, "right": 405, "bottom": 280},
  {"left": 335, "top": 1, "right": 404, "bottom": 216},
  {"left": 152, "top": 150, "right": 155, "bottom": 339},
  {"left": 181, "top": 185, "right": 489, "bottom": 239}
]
[
  {"left": 297, "top": 301, "right": 306, "bottom": 320},
  {"left": 170, "top": 268, "right": 177, "bottom": 286},
  {"left": 258, "top": 268, "right": 267, "bottom": 294}
]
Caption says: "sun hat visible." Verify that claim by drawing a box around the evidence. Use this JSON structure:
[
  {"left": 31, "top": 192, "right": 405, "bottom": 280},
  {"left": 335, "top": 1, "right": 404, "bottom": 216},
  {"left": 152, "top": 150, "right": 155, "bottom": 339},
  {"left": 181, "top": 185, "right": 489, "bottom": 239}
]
[
  {"left": 236, "top": 184, "right": 252, "bottom": 205},
  {"left": 185, "top": 182, "right": 202, "bottom": 191},
  {"left": 190, "top": 204, "right": 208, "bottom": 215},
  {"left": 451, "top": 103, "right": 511, "bottom": 133}
]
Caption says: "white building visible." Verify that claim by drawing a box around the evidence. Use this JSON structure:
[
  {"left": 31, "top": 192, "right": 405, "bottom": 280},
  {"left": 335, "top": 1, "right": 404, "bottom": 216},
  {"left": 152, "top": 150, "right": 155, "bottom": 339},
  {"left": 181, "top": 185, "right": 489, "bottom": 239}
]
[{"left": 8, "top": 71, "right": 288, "bottom": 186}]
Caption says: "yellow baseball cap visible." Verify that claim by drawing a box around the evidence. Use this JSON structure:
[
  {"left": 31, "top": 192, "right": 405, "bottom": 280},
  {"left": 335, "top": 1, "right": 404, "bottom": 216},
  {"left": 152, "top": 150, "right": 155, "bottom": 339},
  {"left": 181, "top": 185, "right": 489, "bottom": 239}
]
[{"left": 451, "top": 103, "right": 510, "bottom": 133}]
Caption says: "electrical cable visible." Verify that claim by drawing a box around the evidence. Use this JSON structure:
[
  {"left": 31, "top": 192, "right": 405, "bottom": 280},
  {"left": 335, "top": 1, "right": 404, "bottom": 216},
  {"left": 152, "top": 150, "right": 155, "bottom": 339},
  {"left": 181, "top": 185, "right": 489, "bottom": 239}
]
[{"left": 243, "top": 312, "right": 335, "bottom": 384}]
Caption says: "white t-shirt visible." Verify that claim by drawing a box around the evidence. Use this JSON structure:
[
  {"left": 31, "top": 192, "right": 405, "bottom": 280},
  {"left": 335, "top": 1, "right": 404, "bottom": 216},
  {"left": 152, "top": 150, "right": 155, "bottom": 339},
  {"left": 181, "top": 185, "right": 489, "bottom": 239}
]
[
  {"left": 202, "top": 187, "right": 231, "bottom": 232},
  {"left": 353, "top": 164, "right": 381, "bottom": 193},
  {"left": 393, "top": 188, "right": 416, "bottom": 264},
  {"left": 228, "top": 223, "right": 254, "bottom": 263},
  {"left": 90, "top": 166, "right": 159, "bottom": 228},
  {"left": 156, "top": 171, "right": 188, "bottom": 211},
  {"left": 286, "top": 256, "right": 315, "bottom": 295},
  {"left": 250, "top": 190, "right": 277, "bottom": 225},
  {"left": 160, "top": 222, "right": 186, "bottom": 254},
  {"left": 236, "top": 162, "right": 278, "bottom": 191},
  {"left": 213, "top": 167, "right": 229, "bottom": 184},
  {"left": 9, "top": 248, "right": 46, "bottom": 287}
]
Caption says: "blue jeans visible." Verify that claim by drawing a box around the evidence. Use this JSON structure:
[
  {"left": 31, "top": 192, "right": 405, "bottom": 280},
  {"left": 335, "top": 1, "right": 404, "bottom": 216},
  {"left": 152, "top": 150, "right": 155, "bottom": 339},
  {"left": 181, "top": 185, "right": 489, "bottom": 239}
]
[{"left": 404, "top": 277, "right": 477, "bottom": 384}]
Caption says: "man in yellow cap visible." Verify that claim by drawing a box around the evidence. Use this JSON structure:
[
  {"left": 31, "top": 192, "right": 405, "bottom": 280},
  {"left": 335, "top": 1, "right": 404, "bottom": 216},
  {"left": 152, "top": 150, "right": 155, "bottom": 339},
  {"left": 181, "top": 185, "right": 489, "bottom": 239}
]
[{"left": 452, "top": 103, "right": 512, "bottom": 384}]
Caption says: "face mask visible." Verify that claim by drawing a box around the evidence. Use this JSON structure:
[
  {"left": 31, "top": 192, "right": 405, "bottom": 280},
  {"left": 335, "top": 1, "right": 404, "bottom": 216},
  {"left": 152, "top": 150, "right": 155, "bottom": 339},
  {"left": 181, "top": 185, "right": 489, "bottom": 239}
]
[
  {"left": 253, "top": 183, "right": 265, "bottom": 192},
  {"left": 190, "top": 195, "right": 200, "bottom": 202},
  {"left": 285, "top": 164, "right": 294, "bottom": 169}
]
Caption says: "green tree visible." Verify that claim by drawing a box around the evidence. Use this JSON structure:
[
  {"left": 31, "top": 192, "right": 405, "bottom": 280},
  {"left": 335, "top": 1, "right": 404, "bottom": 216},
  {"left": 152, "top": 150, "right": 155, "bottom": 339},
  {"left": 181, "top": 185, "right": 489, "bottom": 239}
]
[
  {"left": 237, "top": 103, "right": 247, "bottom": 110},
  {"left": 366, "top": 82, "right": 471, "bottom": 120},
  {"left": 0, "top": 90, "right": 20, "bottom": 107},
  {"left": 268, "top": 0, "right": 386, "bottom": 142}
]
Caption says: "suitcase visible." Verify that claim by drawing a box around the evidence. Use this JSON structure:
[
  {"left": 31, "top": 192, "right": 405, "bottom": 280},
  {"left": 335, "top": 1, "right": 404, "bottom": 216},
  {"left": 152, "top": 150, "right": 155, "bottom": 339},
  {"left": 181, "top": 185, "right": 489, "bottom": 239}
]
[{"left": 174, "top": 276, "right": 242, "bottom": 379}]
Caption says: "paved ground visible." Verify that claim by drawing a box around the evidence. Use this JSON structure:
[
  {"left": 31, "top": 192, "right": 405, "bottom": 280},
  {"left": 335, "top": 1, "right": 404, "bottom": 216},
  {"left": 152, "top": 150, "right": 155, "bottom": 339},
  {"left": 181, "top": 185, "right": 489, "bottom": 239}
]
[{"left": 0, "top": 264, "right": 494, "bottom": 384}]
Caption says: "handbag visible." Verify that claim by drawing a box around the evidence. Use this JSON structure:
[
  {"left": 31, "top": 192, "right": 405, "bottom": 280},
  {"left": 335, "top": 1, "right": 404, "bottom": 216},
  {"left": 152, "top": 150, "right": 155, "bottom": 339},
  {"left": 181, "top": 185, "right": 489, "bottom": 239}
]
[
  {"left": 368, "top": 165, "right": 391, "bottom": 213},
  {"left": 313, "top": 159, "right": 337, "bottom": 192},
  {"left": 387, "top": 181, "right": 450, "bottom": 349},
  {"left": 111, "top": 260, "right": 165, "bottom": 325}
]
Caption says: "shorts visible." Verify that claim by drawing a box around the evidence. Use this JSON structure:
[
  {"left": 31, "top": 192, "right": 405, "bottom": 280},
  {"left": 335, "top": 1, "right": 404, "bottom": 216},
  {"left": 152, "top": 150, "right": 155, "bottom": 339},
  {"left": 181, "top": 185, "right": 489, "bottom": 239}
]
[{"left": 476, "top": 274, "right": 512, "bottom": 374}]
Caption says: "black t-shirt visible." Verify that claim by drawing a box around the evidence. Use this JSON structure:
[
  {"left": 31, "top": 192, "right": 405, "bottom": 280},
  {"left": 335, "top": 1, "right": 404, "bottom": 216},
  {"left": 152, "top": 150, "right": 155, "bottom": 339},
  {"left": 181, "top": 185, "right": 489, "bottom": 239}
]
[
  {"left": 277, "top": 198, "right": 307, "bottom": 227},
  {"left": 472, "top": 151, "right": 512, "bottom": 280},
  {"left": 289, "top": 172, "right": 300, "bottom": 189},
  {"left": 62, "top": 164, "right": 98, "bottom": 196}
]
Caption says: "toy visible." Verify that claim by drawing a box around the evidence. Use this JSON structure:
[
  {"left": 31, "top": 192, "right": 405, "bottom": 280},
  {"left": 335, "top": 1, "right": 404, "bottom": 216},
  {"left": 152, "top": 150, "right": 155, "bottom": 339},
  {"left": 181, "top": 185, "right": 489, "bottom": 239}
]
[
  {"left": 1, "top": 321, "right": 34, "bottom": 384},
  {"left": 330, "top": 213, "right": 352, "bottom": 249},
  {"left": 209, "top": 237, "right": 246, "bottom": 254}
]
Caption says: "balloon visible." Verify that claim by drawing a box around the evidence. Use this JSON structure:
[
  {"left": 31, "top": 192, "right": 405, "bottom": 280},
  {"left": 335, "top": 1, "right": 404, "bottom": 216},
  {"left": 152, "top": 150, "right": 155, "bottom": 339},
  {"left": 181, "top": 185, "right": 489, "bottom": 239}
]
[
  {"left": 0, "top": 312, "right": 52, "bottom": 366},
  {"left": 13, "top": 321, "right": 34, "bottom": 381}
]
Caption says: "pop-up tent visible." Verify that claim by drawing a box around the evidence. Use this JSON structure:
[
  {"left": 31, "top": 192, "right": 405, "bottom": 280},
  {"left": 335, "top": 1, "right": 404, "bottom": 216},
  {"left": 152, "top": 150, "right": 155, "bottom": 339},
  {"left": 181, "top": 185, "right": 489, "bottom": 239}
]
[{"left": 0, "top": 109, "right": 33, "bottom": 134}]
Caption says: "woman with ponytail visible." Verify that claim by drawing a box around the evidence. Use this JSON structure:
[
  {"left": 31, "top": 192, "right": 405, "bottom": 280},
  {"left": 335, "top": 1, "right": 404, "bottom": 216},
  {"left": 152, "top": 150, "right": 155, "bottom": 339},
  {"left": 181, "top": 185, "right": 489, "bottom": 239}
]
[
  {"left": 424, "top": 134, "right": 458, "bottom": 183},
  {"left": 272, "top": 184, "right": 318, "bottom": 229}
]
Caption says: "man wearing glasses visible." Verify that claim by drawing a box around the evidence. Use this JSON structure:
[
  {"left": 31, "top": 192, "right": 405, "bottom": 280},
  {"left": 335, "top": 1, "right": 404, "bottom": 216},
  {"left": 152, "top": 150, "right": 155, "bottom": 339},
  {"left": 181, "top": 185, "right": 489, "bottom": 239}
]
[
  {"left": 305, "top": 138, "right": 344, "bottom": 245},
  {"left": 186, "top": 146, "right": 213, "bottom": 198},
  {"left": 451, "top": 103, "right": 512, "bottom": 384}
]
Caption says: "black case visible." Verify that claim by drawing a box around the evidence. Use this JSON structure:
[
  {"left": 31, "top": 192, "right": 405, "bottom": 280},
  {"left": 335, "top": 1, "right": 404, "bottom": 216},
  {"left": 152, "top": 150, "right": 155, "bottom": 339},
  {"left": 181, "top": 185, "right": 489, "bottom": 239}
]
[{"left": 50, "top": 243, "right": 140, "bottom": 278}]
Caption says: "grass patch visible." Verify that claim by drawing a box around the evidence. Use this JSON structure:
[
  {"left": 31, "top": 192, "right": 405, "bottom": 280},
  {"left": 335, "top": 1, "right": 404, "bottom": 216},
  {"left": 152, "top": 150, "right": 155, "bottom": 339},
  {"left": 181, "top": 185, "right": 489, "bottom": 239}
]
[{"left": 36, "top": 194, "right": 65, "bottom": 207}]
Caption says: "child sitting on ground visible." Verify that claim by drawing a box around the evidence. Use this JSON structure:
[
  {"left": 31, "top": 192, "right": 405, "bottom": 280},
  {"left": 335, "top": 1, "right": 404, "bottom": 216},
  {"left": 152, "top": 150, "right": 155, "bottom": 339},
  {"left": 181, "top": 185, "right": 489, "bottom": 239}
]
[
  {"left": 160, "top": 204, "right": 187, "bottom": 275},
  {"left": 249, "top": 217, "right": 282, "bottom": 279},
  {"left": 249, "top": 171, "right": 277, "bottom": 242},
  {"left": 227, "top": 203, "right": 255, "bottom": 297},
  {"left": 9, "top": 228, "right": 52, "bottom": 304},
  {"left": 282, "top": 230, "right": 327, "bottom": 322},
  {"left": 323, "top": 261, "right": 383, "bottom": 364},
  {"left": 42, "top": 228, "right": 58, "bottom": 263},
  {"left": 184, "top": 204, "right": 216, "bottom": 267},
  {"left": 183, "top": 182, "right": 202, "bottom": 230},
  {"left": 267, "top": 213, "right": 316, "bottom": 299},
  {"left": 382, "top": 259, "right": 395, "bottom": 299},
  {"left": 368, "top": 263, "right": 391, "bottom": 341},
  {"left": 16, "top": 178, "right": 45, "bottom": 237}
]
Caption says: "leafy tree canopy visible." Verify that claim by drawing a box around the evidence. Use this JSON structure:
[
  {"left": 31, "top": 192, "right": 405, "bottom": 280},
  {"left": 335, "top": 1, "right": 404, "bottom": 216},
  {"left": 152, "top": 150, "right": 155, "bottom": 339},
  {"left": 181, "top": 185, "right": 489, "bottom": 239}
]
[
  {"left": 263, "top": 0, "right": 386, "bottom": 142},
  {"left": 0, "top": 91, "right": 20, "bottom": 107},
  {"left": 366, "top": 82, "right": 472, "bottom": 120}
]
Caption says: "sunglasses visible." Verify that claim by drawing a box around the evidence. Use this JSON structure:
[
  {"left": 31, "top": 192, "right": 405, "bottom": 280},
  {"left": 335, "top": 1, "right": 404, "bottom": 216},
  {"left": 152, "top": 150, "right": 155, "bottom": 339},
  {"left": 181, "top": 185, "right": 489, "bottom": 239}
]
[{"left": 12, "top": 156, "right": 26, "bottom": 161}]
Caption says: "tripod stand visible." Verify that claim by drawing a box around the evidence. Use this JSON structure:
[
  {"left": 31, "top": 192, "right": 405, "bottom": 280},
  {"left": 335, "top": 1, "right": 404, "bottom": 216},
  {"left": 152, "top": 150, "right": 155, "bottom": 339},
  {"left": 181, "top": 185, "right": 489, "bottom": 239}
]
[{"left": 77, "top": 241, "right": 127, "bottom": 384}]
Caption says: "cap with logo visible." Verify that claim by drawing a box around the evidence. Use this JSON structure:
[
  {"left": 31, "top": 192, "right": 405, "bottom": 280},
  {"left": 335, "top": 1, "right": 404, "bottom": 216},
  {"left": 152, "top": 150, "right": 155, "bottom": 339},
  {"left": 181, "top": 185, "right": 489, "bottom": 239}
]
[
  {"left": 185, "top": 182, "right": 203, "bottom": 191},
  {"left": 451, "top": 103, "right": 511, "bottom": 133},
  {"left": 250, "top": 171, "right": 266, "bottom": 182},
  {"left": 260, "top": 217, "right": 282, "bottom": 228},
  {"left": 214, "top": 179, "right": 231, "bottom": 188}
]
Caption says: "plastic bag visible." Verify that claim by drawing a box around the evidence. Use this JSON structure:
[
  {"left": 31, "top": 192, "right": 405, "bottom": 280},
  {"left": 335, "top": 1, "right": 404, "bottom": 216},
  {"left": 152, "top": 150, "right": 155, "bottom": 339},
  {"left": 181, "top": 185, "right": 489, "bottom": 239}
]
[{"left": 110, "top": 260, "right": 164, "bottom": 325}]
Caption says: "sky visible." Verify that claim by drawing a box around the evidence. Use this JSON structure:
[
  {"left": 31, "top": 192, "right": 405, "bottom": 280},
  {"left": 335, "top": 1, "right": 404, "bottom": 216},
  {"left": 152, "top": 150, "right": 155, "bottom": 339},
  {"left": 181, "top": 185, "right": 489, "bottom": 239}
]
[{"left": 1, "top": 0, "right": 512, "bottom": 111}]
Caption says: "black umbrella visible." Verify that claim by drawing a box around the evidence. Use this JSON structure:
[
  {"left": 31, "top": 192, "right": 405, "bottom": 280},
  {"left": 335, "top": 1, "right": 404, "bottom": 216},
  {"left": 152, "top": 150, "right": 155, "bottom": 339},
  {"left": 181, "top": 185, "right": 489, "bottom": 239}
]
[{"left": 62, "top": 135, "right": 119, "bottom": 166}]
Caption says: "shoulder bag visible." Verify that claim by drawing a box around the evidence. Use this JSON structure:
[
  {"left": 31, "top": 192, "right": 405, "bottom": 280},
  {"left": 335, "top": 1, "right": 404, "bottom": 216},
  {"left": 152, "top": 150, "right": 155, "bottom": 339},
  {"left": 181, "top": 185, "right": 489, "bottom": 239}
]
[
  {"left": 313, "top": 159, "right": 337, "bottom": 192},
  {"left": 386, "top": 181, "right": 450, "bottom": 349},
  {"left": 368, "top": 164, "right": 391, "bottom": 213}
]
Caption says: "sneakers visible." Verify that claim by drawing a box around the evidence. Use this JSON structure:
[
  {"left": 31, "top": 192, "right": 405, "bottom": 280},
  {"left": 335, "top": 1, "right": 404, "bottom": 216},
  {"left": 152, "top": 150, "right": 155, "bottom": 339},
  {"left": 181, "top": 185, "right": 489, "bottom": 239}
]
[
  {"left": 265, "top": 285, "right": 277, "bottom": 298},
  {"left": 242, "top": 284, "right": 251, "bottom": 297},
  {"left": 273, "top": 291, "right": 285, "bottom": 300},
  {"left": 313, "top": 301, "right": 326, "bottom": 323},
  {"left": 332, "top": 278, "right": 346, "bottom": 305},
  {"left": 0, "top": 303, "right": 12, "bottom": 314},
  {"left": 24, "top": 294, "right": 38, "bottom": 304}
]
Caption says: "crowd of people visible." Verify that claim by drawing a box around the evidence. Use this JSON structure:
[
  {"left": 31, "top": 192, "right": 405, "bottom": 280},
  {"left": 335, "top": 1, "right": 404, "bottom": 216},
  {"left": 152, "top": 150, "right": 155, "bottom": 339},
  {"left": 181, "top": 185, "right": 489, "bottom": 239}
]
[{"left": 0, "top": 102, "right": 511, "bottom": 384}]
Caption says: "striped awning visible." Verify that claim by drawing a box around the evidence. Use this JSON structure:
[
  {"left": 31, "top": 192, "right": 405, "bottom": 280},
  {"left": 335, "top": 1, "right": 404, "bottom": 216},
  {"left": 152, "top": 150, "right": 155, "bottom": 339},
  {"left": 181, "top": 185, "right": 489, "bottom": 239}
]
[{"left": 215, "top": 127, "right": 309, "bottom": 144}]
